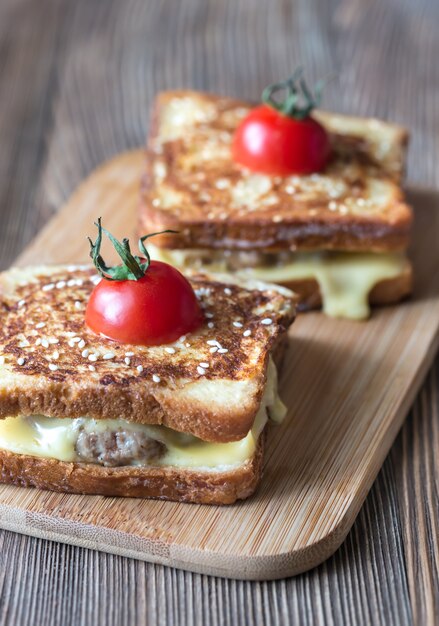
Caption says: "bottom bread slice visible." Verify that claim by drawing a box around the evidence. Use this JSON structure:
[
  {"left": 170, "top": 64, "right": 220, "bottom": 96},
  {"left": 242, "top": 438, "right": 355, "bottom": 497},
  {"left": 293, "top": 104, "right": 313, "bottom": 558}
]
[
  {"left": 284, "top": 264, "right": 413, "bottom": 312},
  {"left": 0, "top": 433, "right": 265, "bottom": 505}
]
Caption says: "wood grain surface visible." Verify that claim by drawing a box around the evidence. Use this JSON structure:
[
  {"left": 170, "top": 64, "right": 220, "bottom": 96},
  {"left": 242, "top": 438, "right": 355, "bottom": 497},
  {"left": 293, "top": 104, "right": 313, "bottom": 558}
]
[
  {"left": 3, "top": 148, "right": 437, "bottom": 581},
  {"left": 0, "top": 0, "right": 438, "bottom": 623}
]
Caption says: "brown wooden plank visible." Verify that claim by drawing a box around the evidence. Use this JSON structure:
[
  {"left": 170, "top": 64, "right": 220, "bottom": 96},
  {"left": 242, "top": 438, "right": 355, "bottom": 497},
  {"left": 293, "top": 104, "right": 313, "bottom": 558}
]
[
  {"left": 0, "top": 0, "right": 72, "bottom": 268},
  {"left": 0, "top": 0, "right": 438, "bottom": 622}
]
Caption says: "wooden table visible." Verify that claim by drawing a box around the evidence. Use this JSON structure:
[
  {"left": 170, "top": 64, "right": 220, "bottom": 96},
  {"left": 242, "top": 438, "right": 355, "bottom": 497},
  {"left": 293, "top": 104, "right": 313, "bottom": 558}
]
[{"left": 0, "top": 0, "right": 437, "bottom": 623}]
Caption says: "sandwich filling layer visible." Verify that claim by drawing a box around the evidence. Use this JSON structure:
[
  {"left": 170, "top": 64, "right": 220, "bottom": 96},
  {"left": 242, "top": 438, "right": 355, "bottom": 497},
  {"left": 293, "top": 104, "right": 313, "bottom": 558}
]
[
  {"left": 149, "top": 245, "right": 409, "bottom": 319},
  {"left": 0, "top": 359, "right": 285, "bottom": 472}
]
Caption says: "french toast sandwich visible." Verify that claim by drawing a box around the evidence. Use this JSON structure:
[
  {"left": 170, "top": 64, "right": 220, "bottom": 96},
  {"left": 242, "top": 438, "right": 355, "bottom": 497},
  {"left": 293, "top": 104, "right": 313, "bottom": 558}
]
[
  {"left": 0, "top": 264, "right": 294, "bottom": 504},
  {"left": 140, "top": 90, "right": 413, "bottom": 319}
]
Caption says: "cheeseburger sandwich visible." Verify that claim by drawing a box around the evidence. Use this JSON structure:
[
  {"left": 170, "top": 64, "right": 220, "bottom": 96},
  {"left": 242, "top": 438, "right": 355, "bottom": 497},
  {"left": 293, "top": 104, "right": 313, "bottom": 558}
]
[
  {"left": 140, "top": 72, "right": 413, "bottom": 319},
  {"left": 0, "top": 222, "right": 295, "bottom": 504}
]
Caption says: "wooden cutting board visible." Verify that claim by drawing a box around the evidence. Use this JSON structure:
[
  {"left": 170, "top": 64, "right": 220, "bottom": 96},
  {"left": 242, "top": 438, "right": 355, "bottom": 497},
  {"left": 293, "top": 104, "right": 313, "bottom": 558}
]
[{"left": 0, "top": 150, "right": 438, "bottom": 580}]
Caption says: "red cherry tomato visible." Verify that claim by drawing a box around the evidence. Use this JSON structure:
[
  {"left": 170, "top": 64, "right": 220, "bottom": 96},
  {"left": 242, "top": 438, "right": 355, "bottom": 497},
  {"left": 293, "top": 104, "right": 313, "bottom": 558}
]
[
  {"left": 232, "top": 104, "right": 331, "bottom": 175},
  {"left": 85, "top": 261, "right": 204, "bottom": 346}
]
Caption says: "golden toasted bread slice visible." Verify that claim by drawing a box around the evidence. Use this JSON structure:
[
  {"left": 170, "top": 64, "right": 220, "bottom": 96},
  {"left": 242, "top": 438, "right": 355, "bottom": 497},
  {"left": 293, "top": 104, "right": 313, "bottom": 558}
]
[
  {"left": 0, "top": 265, "right": 295, "bottom": 443},
  {"left": 140, "top": 90, "right": 412, "bottom": 252}
]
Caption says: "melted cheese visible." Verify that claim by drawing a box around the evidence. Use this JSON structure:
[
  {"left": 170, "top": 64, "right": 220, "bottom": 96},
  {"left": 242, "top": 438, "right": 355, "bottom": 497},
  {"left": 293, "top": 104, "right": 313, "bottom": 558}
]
[
  {"left": 243, "top": 252, "right": 407, "bottom": 319},
  {"left": 0, "top": 360, "right": 285, "bottom": 472},
  {"left": 149, "top": 245, "right": 408, "bottom": 320}
]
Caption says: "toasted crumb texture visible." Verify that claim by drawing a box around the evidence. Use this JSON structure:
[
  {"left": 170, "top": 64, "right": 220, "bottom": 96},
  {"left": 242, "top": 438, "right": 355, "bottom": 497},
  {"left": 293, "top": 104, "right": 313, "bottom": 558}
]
[
  {"left": 140, "top": 90, "right": 412, "bottom": 252},
  {"left": 0, "top": 265, "right": 295, "bottom": 442},
  {"left": 0, "top": 431, "right": 265, "bottom": 504}
]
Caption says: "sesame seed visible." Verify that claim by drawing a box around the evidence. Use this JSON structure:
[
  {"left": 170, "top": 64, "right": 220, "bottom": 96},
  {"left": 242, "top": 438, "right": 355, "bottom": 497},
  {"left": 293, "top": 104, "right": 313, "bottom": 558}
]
[
  {"left": 35, "top": 322, "right": 46, "bottom": 329},
  {"left": 195, "top": 286, "right": 212, "bottom": 299},
  {"left": 75, "top": 279, "right": 83, "bottom": 287},
  {"left": 41, "top": 339, "right": 49, "bottom": 348},
  {"left": 125, "top": 351, "right": 134, "bottom": 357},
  {"left": 67, "top": 279, "right": 76, "bottom": 287},
  {"left": 42, "top": 283, "right": 55, "bottom": 292},
  {"left": 81, "top": 349, "right": 90, "bottom": 358},
  {"left": 68, "top": 340, "right": 75, "bottom": 348},
  {"left": 48, "top": 363, "right": 58, "bottom": 371},
  {"left": 199, "top": 362, "right": 209, "bottom": 368},
  {"left": 185, "top": 343, "right": 191, "bottom": 348},
  {"left": 224, "top": 288, "right": 232, "bottom": 296},
  {"left": 0, "top": 356, "right": 5, "bottom": 365},
  {"left": 207, "top": 340, "right": 219, "bottom": 346},
  {"left": 272, "top": 215, "right": 283, "bottom": 223},
  {"left": 19, "top": 339, "right": 30, "bottom": 348},
  {"left": 165, "top": 347, "right": 175, "bottom": 354},
  {"left": 18, "top": 299, "right": 26, "bottom": 308},
  {"left": 197, "top": 366, "right": 206, "bottom": 375},
  {"left": 88, "top": 365, "right": 96, "bottom": 372},
  {"left": 65, "top": 332, "right": 76, "bottom": 337},
  {"left": 205, "top": 312, "right": 214, "bottom": 319},
  {"left": 215, "top": 178, "right": 230, "bottom": 190},
  {"left": 233, "top": 321, "right": 243, "bottom": 328},
  {"left": 243, "top": 329, "right": 252, "bottom": 337},
  {"left": 218, "top": 348, "right": 228, "bottom": 354},
  {"left": 152, "top": 374, "right": 161, "bottom": 383},
  {"left": 88, "top": 354, "right": 98, "bottom": 362},
  {"left": 74, "top": 301, "right": 82, "bottom": 309},
  {"left": 210, "top": 346, "right": 218, "bottom": 353},
  {"left": 72, "top": 337, "right": 81, "bottom": 343},
  {"left": 35, "top": 338, "right": 41, "bottom": 346},
  {"left": 261, "top": 318, "right": 273, "bottom": 325},
  {"left": 178, "top": 335, "right": 186, "bottom": 342},
  {"left": 328, "top": 201, "right": 338, "bottom": 211},
  {"left": 103, "top": 352, "right": 115, "bottom": 360},
  {"left": 78, "top": 339, "right": 86, "bottom": 349},
  {"left": 137, "top": 365, "right": 144, "bottom": 373},
  {"left": 48, "top": 338, "right": 59, "bottom": 344},
  {"left": 56, "top": 281, "right": 66, "bottom": 289},
  {"left": 52, "top": 351, "right": 59, "bottom": 360},
  {"left": 207, "top": 322, "right": 215, "bottom": 329},
  {"left": 124, "top": 357, "right": 131, "bottom": 366},
  {"left": 17, "top": 357, "right": 25, "bottom": 366}
]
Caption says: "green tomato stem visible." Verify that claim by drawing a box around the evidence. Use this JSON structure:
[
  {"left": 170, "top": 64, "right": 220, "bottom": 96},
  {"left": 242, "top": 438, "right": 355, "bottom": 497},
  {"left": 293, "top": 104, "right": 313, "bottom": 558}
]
[
  {"left": 262, "top": 67, "right": 325, "bottom": 120},
  {"left": 88, "top": 218, "right": 177, "bottom": 281}
]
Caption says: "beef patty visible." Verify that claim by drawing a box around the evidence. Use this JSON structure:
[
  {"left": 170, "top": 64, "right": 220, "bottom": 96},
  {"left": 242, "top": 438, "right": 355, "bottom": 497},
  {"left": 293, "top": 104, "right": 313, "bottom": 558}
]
[{"left": 75, "top": 429, "right": 166, "bottom": 467}]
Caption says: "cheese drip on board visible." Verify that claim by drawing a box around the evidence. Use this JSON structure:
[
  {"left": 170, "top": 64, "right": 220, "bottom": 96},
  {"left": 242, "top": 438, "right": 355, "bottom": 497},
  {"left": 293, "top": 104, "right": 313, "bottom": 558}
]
[
  {"left": 149, "top": 245, "right": 409, "bottom": 320},
  {"left": 0, "top": 359, "right": 285, "bottom": 471}
]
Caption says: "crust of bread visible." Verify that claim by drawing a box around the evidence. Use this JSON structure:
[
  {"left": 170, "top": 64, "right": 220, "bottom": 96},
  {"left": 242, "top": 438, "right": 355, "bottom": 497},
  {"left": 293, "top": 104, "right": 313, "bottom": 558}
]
[
  {"left": 0, "top": 431, "right": 265, "bottom": 504},
  {"left": 139, "top": 199, "right": 412, "bottom": 253},
  {"left": 284, "top": 265, "right": 413, "bottom": 312},
  {"left": 140, "top": 90, "right": 412, "bottom": 253}
]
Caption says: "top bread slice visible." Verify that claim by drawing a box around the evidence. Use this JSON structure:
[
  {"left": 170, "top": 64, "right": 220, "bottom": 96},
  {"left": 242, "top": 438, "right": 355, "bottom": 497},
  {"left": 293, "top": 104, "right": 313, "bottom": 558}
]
[
  {"left": 0, "top": 265, "right": 295, "bottom": 443},
  {"left": 140, "top": 90, "right": 412, "bottom": 252}
]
